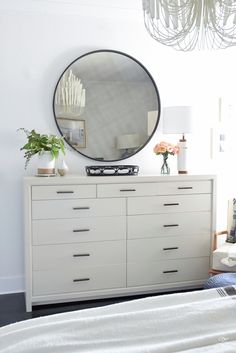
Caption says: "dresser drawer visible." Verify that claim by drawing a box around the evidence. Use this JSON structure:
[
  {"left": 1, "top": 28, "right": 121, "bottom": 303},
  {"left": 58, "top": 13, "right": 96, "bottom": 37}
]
[
  {"left": 33, "top": 264, "right": 126, "bottom": 295},
  {"left": 97, "top": 183, "right": 158, "bottom": 197},
  {"left": 32, "top": 216, "right": 126, "bottom": 245},
  {"left": 97, "top": 180, "right": 211, "bottom": 198},
  {"left": 127, "top": 257, "right": 210, "bottom": 287},
  {"left": 32, "top": 198, "right": 126, "bottom": 220},
  {"left": 32, "top": 185, "right": 96, "bottom": 200},
  {"left": 33, "top": 240, "right": 126, "bottom": 270},
  {"left": 127, "top": 212, "right": 211, "bottom": 239},
  {"left": 157, "top": 180, "right": 211, "bottom": 195},
  {"left": 127, "top": 234, "right": 210, "bottom": 262},
  {"left": 128, "top": 194, "right": 211, "bottom": 215}
]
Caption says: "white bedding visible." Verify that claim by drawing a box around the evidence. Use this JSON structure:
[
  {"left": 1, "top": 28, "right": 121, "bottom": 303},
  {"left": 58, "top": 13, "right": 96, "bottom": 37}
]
[
  {"left": 213, "top": 242, "right": 236, "bottom": 271},
  {"left": 1, "top": 287, "right": 236, "bottom": 353}
]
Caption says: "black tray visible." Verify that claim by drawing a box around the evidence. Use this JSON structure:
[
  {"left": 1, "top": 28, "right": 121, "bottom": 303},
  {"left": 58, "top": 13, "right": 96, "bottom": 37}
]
[{"left": 85, "top": 165, "right": 139, "bottom": 176}]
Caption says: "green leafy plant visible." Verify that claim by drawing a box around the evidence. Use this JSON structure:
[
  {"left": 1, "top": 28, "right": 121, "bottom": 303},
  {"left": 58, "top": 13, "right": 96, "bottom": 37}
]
[{"left": 18, "top": 128, "right": 65, "bottom": 169}]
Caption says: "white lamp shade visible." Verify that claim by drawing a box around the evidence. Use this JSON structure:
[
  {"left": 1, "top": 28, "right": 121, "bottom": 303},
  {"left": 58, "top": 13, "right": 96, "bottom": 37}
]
[
  {"left": 116, "top": 134, "right": 140, "bottom": 149},
  {"left": 162, "top": 106, "right": 193, "bottom": 134}
]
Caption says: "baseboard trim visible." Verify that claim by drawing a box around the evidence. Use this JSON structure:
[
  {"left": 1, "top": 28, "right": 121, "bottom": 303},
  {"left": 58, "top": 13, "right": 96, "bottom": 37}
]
[{"left": 0, "top": 276, "right": 24, "bottom": 294}]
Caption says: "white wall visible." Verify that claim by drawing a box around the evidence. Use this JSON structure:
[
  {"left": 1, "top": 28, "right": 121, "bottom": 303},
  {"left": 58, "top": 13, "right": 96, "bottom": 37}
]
[{"left": 1, "top": 0, "right": 236, "bottom": 293}]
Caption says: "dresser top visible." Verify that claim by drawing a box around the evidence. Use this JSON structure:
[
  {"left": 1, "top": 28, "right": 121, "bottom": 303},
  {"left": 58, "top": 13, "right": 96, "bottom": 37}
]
[{"left": 23, "top": 173, "right": 216, "bottom": 186}]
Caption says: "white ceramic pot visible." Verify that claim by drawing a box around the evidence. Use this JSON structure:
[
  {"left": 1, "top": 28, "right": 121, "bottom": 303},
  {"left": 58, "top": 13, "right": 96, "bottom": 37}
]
[{"left": 37, "top": 151, "right": 55, "bottom": 175}]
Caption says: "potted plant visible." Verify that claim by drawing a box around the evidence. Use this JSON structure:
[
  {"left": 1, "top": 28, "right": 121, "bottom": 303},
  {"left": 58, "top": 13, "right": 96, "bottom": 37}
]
[{"left": 18, "top": 128, "right": 65, "bottom": 175}]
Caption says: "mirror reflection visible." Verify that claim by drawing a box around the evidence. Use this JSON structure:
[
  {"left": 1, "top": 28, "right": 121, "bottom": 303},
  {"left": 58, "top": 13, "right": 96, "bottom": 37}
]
[{"left": 53, "top": 50, "right": 160, "bottom": 161}]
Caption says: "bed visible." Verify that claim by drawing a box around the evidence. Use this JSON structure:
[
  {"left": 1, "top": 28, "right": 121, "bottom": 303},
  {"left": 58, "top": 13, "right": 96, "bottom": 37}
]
[{"left": 1, "top": 287, "right": 236, "bottom": 353}]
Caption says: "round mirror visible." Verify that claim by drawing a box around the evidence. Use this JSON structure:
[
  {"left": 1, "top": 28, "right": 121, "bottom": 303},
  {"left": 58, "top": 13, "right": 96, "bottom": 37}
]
[{"left": 53, "top": 50, "right": 160, "bottom": 161}]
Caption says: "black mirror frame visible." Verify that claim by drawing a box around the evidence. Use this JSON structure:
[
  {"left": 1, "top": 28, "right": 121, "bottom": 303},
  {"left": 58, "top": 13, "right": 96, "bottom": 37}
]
[{"left": 53, "top": 49, "right": 161, "bottom": 162}]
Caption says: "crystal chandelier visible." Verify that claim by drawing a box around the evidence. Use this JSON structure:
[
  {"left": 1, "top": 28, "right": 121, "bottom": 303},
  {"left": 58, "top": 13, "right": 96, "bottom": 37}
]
[{"left": 142, "top": 0, "right": 236, "bottom": 51}]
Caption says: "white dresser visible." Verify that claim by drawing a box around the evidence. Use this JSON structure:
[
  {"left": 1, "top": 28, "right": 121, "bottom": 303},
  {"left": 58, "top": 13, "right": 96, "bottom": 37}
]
[{"left": 24, "top": 174, "right": 216, "bottom": 311}]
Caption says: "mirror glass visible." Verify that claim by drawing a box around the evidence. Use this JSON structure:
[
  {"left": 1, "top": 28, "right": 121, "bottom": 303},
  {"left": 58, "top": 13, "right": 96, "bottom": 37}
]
[{"left": 53, "top": 50, "right": 160, "bottom": 161}]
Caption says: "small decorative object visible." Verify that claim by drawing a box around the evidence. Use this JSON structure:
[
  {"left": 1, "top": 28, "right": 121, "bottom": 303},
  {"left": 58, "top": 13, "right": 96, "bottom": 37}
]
[
  {"left": 153, "top": 141, "right": 179, "bottom": 175},
  {"left": 85, "top": 165, "right": 139, "bottom": 176},
  {"left": 57, "top": 158, "right": 69, "bottom": 176},
  {"left": 18, "top": 128, "right": 65, "bottom": 175}
]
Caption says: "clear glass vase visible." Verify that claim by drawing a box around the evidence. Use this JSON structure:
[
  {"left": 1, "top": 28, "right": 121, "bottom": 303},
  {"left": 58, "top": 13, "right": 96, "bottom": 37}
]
[
  {"left": 57, "top": 158, "right": 69, "bottom": 177},
  {"left": 161, "top": 155, "right": 170, "bottom": 174}
]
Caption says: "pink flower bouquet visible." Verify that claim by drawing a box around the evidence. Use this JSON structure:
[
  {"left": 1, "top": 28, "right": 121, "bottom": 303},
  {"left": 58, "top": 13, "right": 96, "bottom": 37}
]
[
  {"left": 153, "top": 141, "right": 179, "bottom": 174},
  {"left": 153, "top": 141, "right": 179, "bottom": 156}
]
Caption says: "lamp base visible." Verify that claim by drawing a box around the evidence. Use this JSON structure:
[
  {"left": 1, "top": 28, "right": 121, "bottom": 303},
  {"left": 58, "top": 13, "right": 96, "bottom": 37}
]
[
  {"left": 177, "top": 138, "right": 188, "bottom": 175},
  {"left": 121, "top": 149, "right": 131, "bottom": 158}
]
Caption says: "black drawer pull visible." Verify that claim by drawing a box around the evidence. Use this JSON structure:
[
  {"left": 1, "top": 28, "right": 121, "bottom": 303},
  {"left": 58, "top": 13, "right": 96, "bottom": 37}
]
[
  {"left": 177, "top": 187, "right": 193, "bottom": 190},
  {"left": 73, "top": 278, "right": 90, "bottom": 282},
  {"left": 73, "top": 229, "right": 90, "bottom": 233},
  {"left": 73, "top": 207, "right": 90, "bottom": 210},
  {"left": 73, "top": 253, "right": 90, "bottom": 257},
  {"left": 163, "top": 224, "right": 179, "bottom": 228},
  {"left": 57, "top": 191, "right": 74, "bottom": 194},
  {"left": 163, "top": 247, "right": 179, "bottom": 251},
  {"left": 119, "top": 189, "right": 136, "bottom": 192},
  {"left": 163, "top": 270, "right": 178, "bottom": 274},
  {"left": 163, "top": 203, "right": 179, "bottom": 206}
]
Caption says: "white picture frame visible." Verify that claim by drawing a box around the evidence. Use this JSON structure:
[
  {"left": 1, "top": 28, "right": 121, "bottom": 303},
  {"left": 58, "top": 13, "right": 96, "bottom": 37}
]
[{"left": 57, "top": 118, "right": 86, "bottom": 148}]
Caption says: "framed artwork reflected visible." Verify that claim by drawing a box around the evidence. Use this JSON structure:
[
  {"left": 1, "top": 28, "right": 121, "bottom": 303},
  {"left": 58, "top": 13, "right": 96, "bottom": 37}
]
[{"left": 57, "top": 118, "right": 86, "bottom": 148}]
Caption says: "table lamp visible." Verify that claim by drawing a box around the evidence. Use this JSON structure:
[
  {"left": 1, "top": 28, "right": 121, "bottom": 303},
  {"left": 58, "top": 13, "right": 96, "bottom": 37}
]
[
  {"left": 162, "top": 106, "right": 193, "bottom": 174},
  {"left": 116, "top": 134, "right": 140, "bottom": 158}
]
